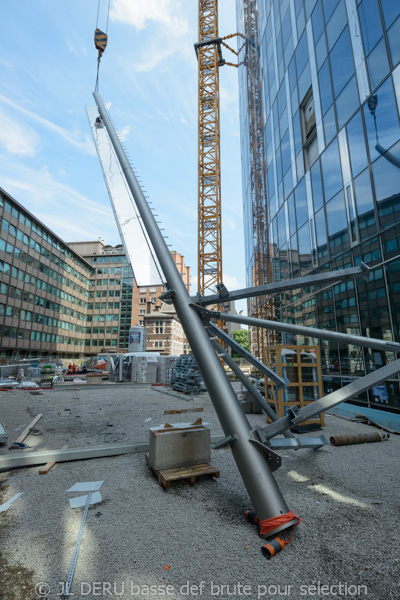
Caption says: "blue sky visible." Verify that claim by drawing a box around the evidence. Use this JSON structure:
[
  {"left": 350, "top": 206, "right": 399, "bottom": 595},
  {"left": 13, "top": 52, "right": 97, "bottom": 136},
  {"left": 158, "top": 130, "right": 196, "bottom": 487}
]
[{"left": 0, "top": 0, "right": 246, "bottom": 308}]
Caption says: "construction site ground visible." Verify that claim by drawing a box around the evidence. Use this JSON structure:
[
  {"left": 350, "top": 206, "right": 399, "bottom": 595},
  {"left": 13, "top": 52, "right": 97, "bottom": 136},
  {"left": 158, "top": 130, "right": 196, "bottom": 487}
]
[{"left": 0, "top": 384, "right": 398, "bottom": 600}]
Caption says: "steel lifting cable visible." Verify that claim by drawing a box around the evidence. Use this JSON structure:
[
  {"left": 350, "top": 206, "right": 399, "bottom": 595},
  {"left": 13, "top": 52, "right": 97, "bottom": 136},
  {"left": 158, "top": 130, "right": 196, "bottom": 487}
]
[{"left": 94, "top": 0, "right": 111, "bottom": 91}]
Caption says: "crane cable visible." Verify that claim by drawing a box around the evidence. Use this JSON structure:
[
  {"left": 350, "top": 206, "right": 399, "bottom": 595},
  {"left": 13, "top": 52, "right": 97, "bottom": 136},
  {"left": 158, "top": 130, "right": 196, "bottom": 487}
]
[{"left": 94, "top": 0, "right": 111, "bottom": 92}]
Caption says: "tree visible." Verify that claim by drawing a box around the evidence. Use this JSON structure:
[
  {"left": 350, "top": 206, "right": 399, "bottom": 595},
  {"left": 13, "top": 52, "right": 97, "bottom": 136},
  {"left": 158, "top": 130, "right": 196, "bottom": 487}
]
[{"left": 231, "top": 329, "right": 249, "bottom": 358}]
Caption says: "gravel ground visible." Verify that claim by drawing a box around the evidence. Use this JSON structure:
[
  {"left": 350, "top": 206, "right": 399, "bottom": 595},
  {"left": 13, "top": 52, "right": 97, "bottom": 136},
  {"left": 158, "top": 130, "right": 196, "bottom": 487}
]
[{"left": 0, "top": 384, "right": 399, "bottom": 600}]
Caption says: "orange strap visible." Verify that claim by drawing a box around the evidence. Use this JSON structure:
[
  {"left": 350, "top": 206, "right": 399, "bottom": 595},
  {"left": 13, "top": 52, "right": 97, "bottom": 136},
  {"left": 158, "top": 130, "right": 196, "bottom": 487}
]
[{"left": 259, "top": 510, "right": 301, "bottom": 538}]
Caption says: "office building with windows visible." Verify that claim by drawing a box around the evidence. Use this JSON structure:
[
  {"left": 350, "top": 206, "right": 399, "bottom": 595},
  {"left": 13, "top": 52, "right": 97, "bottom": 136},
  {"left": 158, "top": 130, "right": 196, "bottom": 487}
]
[
  {"left": 236, "top": 0, "right": 400, "bottom": 410},
  {"left": 0, "top": 188, "right": 192, "bottom": 361},
  {"left": 0, "top": 188, "right": 93, "bottom": 359}
]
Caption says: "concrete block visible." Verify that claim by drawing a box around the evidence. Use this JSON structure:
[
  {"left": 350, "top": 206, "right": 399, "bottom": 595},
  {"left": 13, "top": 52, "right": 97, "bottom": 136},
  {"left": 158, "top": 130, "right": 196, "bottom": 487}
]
[
  {"left": 148, "top": 426, "right": 211, "bottom": 470},
  {"left": 246, "top": 391, "right": 263, "bottom": 414}
]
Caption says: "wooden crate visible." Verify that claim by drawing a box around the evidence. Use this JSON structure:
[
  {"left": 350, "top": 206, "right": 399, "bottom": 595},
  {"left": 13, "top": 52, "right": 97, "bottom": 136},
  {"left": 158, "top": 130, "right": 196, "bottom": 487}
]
[
  {"left": 263, "top": 345, "right": 324, "bottom": 428},
  {"left": 145, "top": 454, "right": 220, "bottom": 489}
]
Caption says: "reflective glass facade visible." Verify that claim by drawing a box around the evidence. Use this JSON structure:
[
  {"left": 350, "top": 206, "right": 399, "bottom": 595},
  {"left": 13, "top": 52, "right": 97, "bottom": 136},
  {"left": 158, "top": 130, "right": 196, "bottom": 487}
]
[{"left": 237, "top": 0, "right": 400, "bottom": 410}]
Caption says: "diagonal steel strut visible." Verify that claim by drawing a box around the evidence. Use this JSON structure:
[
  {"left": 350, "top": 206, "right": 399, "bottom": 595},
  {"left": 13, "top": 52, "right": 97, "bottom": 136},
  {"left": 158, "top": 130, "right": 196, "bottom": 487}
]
[
  {"left": 193, "top": 263, "right": 370, "bottom": 305},
  {"left": 93, "top": 91, "right": 296, "bottom": 536},
  {"left": 263, "top": 358, "right": 400, "bottom": 439},
  {"left": 207, "top": 322, "right": 287, "bottom": 390},
  {"left": 201, "top": 309, "right": 400, "bottom": 353}
]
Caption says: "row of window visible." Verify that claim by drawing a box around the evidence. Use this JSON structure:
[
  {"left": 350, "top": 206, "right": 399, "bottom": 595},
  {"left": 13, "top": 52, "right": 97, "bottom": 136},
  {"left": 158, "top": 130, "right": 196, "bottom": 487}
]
[
  {"left": 0, "top": 325, "right": 86, "bottom": 346},
  {"left": 0, "top": 263, "right": 87, "bottom": 320},
  {"left": 0, "top": 194, "right": 92, "bottom": 276},
  {"left": 96, "top": 267, "right": 123, "bottom": 275},
  {"left": 89, "top": 289, "right": 121, "bottom": 298},
  {"left": 0, "top": 259, "right": 88, "bottom": 307},
  {"left": 0, "top": 304, "right": 86, "bottom": 333},
  {"left": 89, "top": 339, "right": 118, "bottom": 346},
  {"left": 95, "top": 278, "right": 122, "bottom": 286},
  {"left": 0, "top": 281, "right": 88, "bottom": 322},
  {"left": 87, "top": 302, "right": 120, "bottom": 310},
  {"left": 0, "top": 218, "right": 92, "bottom": 284},
  {"left": 91, "top": 255, "right": 123, "bottom": 263},
  {"left": 0, "top": 236, "right": 89, "bottom": 299},
  {"left": 86, "top": 327, "right": 118, "bottom": 335},
  {"left": 86, "top": 314, "right": 119, "bottom": 322}
]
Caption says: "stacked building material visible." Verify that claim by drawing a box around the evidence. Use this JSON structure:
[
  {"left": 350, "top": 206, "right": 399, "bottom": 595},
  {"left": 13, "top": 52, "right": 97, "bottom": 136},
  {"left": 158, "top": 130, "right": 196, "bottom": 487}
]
[
  {"left": 157, "top": 356, "right": 180, "bottom": 384},
  {"left": 171, "top": 355, "right": 203, "bottom": 395},
  {"left": 131, "top": 356, "right": 158, "bottom": 383}
]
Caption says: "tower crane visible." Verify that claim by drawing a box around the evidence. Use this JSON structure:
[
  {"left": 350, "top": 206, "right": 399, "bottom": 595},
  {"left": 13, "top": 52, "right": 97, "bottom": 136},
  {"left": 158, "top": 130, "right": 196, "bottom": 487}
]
[
  {"left": 196, "top": 1, "right": 272, "bottom": 362},
  {"left": 195, "top": 1, "right": 242, "bottom": 307},
  {"left": 241, "top": 0, "right": 275, "bottom": 360}
]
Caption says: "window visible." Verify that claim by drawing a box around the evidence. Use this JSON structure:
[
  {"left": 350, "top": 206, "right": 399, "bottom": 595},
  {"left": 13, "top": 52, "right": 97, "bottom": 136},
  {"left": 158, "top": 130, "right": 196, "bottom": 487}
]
[
  {"left": 344, "top": 184, "right": 359, "bottom": 244},
  {"left": 363, "top": 78, "right": 400, "bottom": 163},
  {"left": 139, "top": 309, "right": 146, "bottom": 315},
  {"left": 300, "top": 89, "right": 318, "bottom": 170},
  {"left": 155, "top": 320, "right": 164, "bottom": 334},
  {"left": 346, "top": 111, "right": 368, "bottom": 178},
  {"left": 294, "top": 179, "right": 309, "bottom": 229},
  {"left": 358, "top": 0, "right": 383, "bottom": 55},
  {"left": 154, "top": 341, "right": 163, "bottom": 348},
  {"left": 321, "top": 139, "right": 342, "bottom": 202},
  {"left": 330, "top": 27, "right": 355, "bottom": 97},
  {"left": 336, "top": 76, "right": 359, "bottom": 129}
]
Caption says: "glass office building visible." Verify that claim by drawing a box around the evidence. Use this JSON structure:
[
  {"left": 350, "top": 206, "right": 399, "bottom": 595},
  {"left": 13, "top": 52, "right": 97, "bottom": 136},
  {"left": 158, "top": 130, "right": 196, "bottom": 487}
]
[{"left": 236, "top": 0, "right": 400, "bottom": 411}]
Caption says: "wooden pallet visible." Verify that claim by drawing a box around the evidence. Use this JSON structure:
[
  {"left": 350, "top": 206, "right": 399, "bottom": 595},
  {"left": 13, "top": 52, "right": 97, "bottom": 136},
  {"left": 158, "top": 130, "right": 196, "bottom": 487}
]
[{"left": 145, "top": 454, "right": 220, "bottom": 489}]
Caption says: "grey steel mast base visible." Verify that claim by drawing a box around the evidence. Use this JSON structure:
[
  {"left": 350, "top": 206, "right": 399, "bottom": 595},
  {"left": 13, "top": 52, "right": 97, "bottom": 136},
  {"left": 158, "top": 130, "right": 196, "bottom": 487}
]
[{"left": 93, "top": 91, "right": 296, "bottom": 537}]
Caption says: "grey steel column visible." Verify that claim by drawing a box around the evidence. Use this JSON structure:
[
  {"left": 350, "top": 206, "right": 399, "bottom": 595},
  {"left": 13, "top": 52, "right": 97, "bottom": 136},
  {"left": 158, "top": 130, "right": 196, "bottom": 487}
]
[{"left": 93, "top": 91, "right": 295, "bottom": 535}]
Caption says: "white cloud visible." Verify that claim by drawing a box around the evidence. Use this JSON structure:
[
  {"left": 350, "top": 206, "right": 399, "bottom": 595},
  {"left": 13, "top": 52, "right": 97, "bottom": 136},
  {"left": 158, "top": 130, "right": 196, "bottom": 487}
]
[
  {"left": 110, "top": 0, "right": 192, "bottom": 73},
  {"left": 0, "top": 161, "right": 117, "bottom": 243},
  {"left": 222, "top": 274, "right": 245, "bottom": 291},
  {"left": 119, "top": 125, "right": 130, "bottom": 140},
  {"left": 0, "top": 109, "right": 39, "bottom": 156},
  {"left": 110, "top": 0, "right": 188, "bottom": 34},
  {"left": 0, "top": 94, "right": 95, "bottom": 155}
]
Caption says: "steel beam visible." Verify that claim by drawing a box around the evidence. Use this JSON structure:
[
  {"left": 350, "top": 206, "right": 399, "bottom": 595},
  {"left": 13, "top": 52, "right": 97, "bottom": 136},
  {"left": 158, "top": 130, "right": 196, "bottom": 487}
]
[
  {"left": 93, "top": 91, "right": 295, "bottom": 535},
  {"left": 263, "top": 358, "right": 400, "bottom": 439},
  {"left": 209, "top": 336, "right": 295, "bottom": 439},
  {"left": 204, "top": 310, "right": 400, "bottom": 354},
  {"left": 207, "top": 322, "right": 287, "bottom": 390},
  {"left": 268, "top": 436, "right": 328, "bottom": 450},
  {"left": 193, "top": 263, "right": 370, "bottom": 306},
  {"left": 0, "top": 436, "right": 226, "bottom": 471}
]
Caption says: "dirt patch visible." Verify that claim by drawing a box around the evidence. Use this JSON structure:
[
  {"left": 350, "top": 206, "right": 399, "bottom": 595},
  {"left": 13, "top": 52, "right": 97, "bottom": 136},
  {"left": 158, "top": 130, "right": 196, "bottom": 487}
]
[{"left": 0, "top": 553, "right": 36, "bottom": 600}]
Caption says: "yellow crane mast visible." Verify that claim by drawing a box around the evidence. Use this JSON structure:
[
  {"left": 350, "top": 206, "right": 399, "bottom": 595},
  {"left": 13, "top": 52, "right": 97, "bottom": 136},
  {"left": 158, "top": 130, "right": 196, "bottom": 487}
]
[
  {"left": 242, "top": 0, "right": 275, "bottom": 359},
  {"left": 197, "top": 0, "right": 223, "bottom": 300}
]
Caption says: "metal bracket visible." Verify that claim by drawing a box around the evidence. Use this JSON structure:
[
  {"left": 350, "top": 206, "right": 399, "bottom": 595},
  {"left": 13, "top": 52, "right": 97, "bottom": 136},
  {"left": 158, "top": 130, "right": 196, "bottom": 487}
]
[
  {"left": 211, "top": 434, "right": 237, "bottom": 450},
  {"left": 194, "top": 37, "right": 225, "bottom": 66},
  {"left": 287, "top": 405, "right": 302, "bottom": 424},
  {"left": 190, "top": 303, "right": 217, "bottom": 325},
  {"left": 268, "top": 436, "right": 328, "bottom": 450},
  {"left": 158, "top": 289, "right": 175, "bottom": 304},
  {"left": 248, "top": 439, "right": 282, "bottom": 472},
  {"left": 216, "top": 282, "right": 230, "bottom": 299}
]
